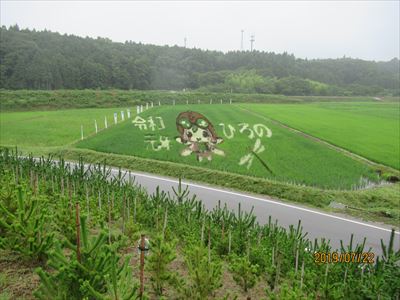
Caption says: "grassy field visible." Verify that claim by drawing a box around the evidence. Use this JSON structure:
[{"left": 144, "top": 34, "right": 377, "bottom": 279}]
[
  {"left": 240, "top": 102, "right": 400, "bottom": 169},
  {"left": 0, "top": 107, "right": 121, "bottom": 147},
  {"left": 0, "top": 89, "right": 384, "bottom": 111},
  {"left": 75, "top": 104, "right": 378, "bottom": 190}
]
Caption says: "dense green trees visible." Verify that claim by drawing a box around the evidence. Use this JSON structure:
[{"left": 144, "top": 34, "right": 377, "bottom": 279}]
[{"left": 0, "top": 25, "right": 399, "bottom": 95}]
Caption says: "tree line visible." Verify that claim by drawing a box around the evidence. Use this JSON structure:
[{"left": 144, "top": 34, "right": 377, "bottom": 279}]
[{"left": 0, "top": 25, "right": 399, "bottom": 96}]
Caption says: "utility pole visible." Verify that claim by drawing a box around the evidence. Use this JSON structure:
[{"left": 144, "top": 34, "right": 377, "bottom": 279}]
[
  {"left": 250, "top": 34, "right": 255, "bottom": 52},
  {"left": 184, "top": 37, "right": 187, "bottom": 48},
  {"left": 241, "top": 30, "right": 244, "bottom": 51}
]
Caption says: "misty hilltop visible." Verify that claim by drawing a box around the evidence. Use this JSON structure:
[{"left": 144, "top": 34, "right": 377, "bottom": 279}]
[{"left": 1, "top": 25, "right": 399, "bottom": 96}]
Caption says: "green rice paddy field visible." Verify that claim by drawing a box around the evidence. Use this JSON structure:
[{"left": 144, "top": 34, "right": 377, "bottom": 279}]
[
  {"left": 239, "top": 102, "right": 400, "bottom": 169},
  {"left": 1, "top": 102, "right": 398, "bottom": 191},
  {"left": 75, "top": 104, "right": 382, "bottom": 190},
  {"left": 0, "top": 107, "right": 119, "bottom": 147}
]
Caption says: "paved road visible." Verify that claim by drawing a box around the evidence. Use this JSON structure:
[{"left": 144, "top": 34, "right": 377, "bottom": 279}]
[
  {"left": 107, "top": 168, "right": 399, "bottom": 257},
  {"left": 43, "top": 157, "right": 398, "bottom": 257}
]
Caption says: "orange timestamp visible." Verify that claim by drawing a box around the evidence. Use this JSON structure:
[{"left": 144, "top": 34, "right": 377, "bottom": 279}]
[{"left": 314, "top": 252, "right": 375, "bottom": 264}]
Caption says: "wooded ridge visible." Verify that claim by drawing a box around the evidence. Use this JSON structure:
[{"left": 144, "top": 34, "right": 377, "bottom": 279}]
[{"left": 1, "top": 25, "right": 399, "bottom": 96}]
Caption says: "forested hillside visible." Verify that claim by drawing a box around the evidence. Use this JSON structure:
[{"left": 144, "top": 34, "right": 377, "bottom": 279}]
[{"left": 1, "top": 25, "right": 399, "bottom": 95}]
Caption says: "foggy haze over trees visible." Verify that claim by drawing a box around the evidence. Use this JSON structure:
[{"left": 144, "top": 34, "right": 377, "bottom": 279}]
[{"left": 1, "top": 25, "right": 399, "bottom": 96}]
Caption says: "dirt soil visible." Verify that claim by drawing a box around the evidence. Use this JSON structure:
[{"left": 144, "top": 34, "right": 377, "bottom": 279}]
[{"left": 0, "top": 250, "right": 40, "bottom": 300}]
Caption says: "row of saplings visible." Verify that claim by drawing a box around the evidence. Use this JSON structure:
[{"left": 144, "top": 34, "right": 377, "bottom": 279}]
[{"left": 0, "top": 149, "right": 399, "bottom": 299}]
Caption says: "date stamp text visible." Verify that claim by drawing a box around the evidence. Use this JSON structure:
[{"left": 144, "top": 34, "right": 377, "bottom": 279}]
[{"left": 314, "top": 252, "right": 375, "bottom": 264}]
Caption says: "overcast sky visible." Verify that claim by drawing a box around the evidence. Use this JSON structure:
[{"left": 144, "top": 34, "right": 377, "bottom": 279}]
[{"left": 1, "top": 1, "right": 399, "bottom": 61}]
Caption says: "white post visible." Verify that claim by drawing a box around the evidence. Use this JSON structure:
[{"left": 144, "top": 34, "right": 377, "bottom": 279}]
[
  {"left": 140, "top": 105, "right": 144, "bottom": 113},
  {"left": 173, "top": 100, "right": 175, "bottom": 106},
  {"left": 158, "top": 101, "right": 161, "bottom": 106},
  {"left": 146, "top": 102, "right": 149, "bottom": 110},
  {"left": 198, "top": 99, "right": 200, "bottom": 104},
  {"left": 230, "top": 98, "right": 232, "bottom": 104},
  {"left": 220, "top": 99, "right": 223, "bottom": 104},
  {"left": 81, "top": 125, "right": 84, "bottom": 140},
  {"left": 127, "top": 109, "right": 131, "bottom": 119},
  {"left": 94, "top": 120, "right": 98, "bottom": 134},
  {"left": 104, "top": 116, "right": 108, "bottom": 129},
  {"left": 210, "top": 99, "right": 212, "bottom": 104},
  {"left": 121, "top": 111, "right": 125, "bottom": 121},
  {"left": 137, "top": 106, "right": 140, "bottom": 114},
  {"left": 114, "top": 113, "right": 118, "bottom": 124},
  {"left": 151, "top": 102, "right": 153, "bottom": 108}
]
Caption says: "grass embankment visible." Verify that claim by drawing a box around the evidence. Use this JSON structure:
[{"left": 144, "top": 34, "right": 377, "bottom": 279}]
[
  {"left": 240, "top": 102, "right": 400, "bottom": 170},
  {"left": 0, "top": 89, "right": 383, "bottom": 111}
]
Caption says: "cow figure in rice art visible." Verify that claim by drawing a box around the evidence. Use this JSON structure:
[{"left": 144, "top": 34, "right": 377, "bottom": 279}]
[{"left": 175, "top": 111, "right": 225, "bottom": 162}]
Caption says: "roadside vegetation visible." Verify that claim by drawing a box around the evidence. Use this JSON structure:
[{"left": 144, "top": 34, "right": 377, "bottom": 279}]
[
  {"left": 55, "top": 148, "right": 400, "bottom": 226},
  {"left": 1, "top": 150, "right": 399, "bottom": 299}
]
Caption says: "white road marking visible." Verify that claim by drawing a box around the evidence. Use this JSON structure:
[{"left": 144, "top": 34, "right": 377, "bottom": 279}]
[
  {"left": 29, "top": 158, "right": 397, "bottom": 236},
  {"left": 109, "top": 168, "right": 400, "bottom": 235}
]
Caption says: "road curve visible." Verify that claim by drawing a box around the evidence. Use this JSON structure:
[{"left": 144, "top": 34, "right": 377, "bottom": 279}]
[
  {"left": 108, "top": 168, "right": 399, "bottom": 257},
  {"left": 31, "top": 156, "right": 398, "bottom": 257}
]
